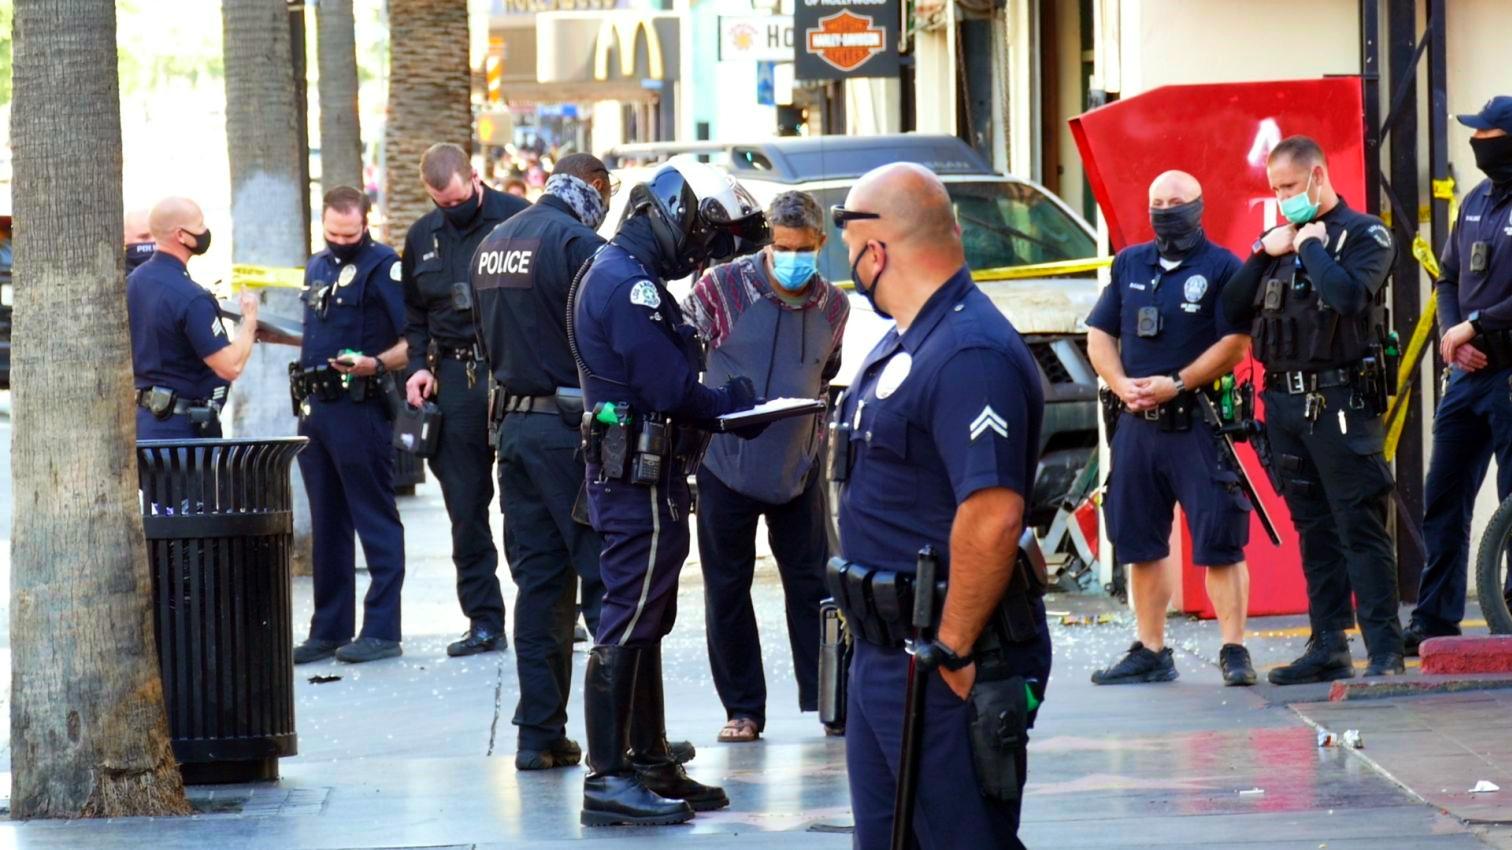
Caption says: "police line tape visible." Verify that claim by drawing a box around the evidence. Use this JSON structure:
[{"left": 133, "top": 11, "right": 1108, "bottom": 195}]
[
  {"left": 832, "top": 256, "right": 1112, "bottom": 290},
  {"left": 1382, "top": 233, "right": 1443, "bottom": 463},
  {"left": 230, "top": 264, "right": 305, "bottom": 290}
]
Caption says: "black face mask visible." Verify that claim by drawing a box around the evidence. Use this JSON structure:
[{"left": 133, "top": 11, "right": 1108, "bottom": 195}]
[
  {"left": 1471, "top": 135, "right": 1512, "bottom": 186},
  {"left": 327, "top": 231, "right": 369, "bottom": 264},
  {"left": 440, "top": 186, "right": 481, "bottom": 229},
  {"left": 1150, "top": 198, "right": 1205, "bottom": 260},
  {"left": 184, "top": 227, "right": 212, "bottom": 256},
  {"left": 850, "top": 242, "right": 890, "bottom": 319},
  {"left": 125, "top": 241, "right": 155, "bottom": 272}
]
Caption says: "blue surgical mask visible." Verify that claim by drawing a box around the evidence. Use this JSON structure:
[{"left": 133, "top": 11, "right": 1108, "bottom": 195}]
[
  {"left": 1278, "top": 171, "right": 1320, "bottom": 224},
  {"left": 771, "top": 249, "right": 817, "bottom": 291}
]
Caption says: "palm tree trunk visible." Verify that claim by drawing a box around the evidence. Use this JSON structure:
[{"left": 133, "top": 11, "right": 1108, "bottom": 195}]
[
  {"left": 9, "top": 0, "right": 189, "bottom": 818},
  {"left": 382, "top": 0, "right": 472, "bottom": 246},
  {"left": 222, "top": 0, "right": 313, "bottom": 570},
  {"left": 318, "top": 0, "right": 364, "bottom": 193}
]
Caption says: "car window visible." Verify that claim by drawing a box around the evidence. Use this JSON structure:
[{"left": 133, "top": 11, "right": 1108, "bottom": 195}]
[{"left": 808, "top": 181, "right": 1095, "bottom": 283}]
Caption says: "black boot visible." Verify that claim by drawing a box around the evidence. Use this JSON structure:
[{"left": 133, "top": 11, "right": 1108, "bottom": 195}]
[
  {"left": 581, "top": 646, "right": 693, "bottom": 827},
  {"left": 1267, "top": 631, "right": 1354, "bottom": 686},
  {"left": 631, "top": 645, "right": 730, "bottom": 812}
]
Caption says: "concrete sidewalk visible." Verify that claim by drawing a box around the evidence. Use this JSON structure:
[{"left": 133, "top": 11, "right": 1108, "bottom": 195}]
[{"left": 0, "top": 465, "right": 1503, "bottom": 847}]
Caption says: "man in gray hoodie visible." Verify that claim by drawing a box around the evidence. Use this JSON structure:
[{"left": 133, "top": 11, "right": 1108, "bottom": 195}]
[{"left": 682, "top": 191, "right": 849, "bottom": 743}]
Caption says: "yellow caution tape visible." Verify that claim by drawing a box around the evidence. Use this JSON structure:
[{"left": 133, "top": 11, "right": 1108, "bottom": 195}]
[
  {"left": 1382, "top": 230, "right": 1446, "bottom": 462},
  {"left": 834, "top": 256, "right": 1111, "bottom": 289},
  {"left": 231, "top": 264, "right": 306, "bottom": 290},
  {"left": 1432, "top": 176, "right": 1458, "bottom": 225}
]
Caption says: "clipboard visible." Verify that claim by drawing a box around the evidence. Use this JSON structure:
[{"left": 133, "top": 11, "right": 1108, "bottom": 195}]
[
  {"left": 712, "top": 397, "right": 827, "bottom": 432},
  {"left": 219, "top": 300, "right": 304, "bottom": 345}
]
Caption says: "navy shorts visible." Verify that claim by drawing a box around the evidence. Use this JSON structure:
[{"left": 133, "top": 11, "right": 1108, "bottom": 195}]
[{"left": 1104, "top": 415, "right": 1251, "bottom": 566}]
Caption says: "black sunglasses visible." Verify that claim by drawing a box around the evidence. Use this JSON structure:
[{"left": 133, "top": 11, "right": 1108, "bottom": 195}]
[{"left": 831, "top": 205, "right": 881, "bottom": 230}]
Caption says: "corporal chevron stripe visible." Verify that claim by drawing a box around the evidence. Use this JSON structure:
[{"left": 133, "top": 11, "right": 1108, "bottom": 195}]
[{"left": 969, "top": 405, "right": 1008, "bottom": 440}]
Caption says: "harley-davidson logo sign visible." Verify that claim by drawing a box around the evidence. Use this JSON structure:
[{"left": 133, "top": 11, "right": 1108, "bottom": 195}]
[{"left": 804, "top": 10, "right": 886, "bottom": 73}]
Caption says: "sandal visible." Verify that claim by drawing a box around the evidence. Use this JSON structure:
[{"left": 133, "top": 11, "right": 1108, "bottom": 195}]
[{"left": 718, "top": 717, "right": 760, "bottom": 743}]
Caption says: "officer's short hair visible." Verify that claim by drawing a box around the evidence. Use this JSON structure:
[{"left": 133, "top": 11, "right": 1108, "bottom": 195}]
[
  {"left": 554, "top": 153, "right": 609, "bottom": 185},
  {"left": 322, "top": 186, "right": 371, "bottom": 219},
  {"left": 420, "top": 143, "right": 473, "bottom": 191},
  {"left": 767, "top": 191, "right": 823, "bottom": 233},
  {"left": 1269, "top": 136, "right": 1328, "bottom": 169}
]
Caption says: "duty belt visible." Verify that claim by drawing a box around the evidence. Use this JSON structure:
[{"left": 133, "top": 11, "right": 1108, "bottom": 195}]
[
  {"left": 436, "top": 344, "right": 479, "bottom": 362},
  {"left": 506, "top": 394, "right": 559, "bottom": 415},
  {"left": 288, "top": 364, "right": 386, "bottom": 406},
  {"left": 826, "top": 535, "right": 1048, "bottom": 651},
  {"left": 1119, "top": 389, "right": 1198, "bottom": 431},
  {"left": 135, "top": 387, "right": 223, "bottom": 419},
  {"left": 1265, "top": 365, "right": 1356, "bottom": 395}
]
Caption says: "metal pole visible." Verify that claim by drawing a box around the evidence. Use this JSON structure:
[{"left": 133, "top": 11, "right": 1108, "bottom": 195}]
[
  {"left": 1360, "top": 0, "right": 1382, "bottom": 215},
  {"left": 1386, "top": 0, "right": 1425, "bottom": 593},
  {"left": 1426, "top": 0, "right": 1449, "bottom": 412}
]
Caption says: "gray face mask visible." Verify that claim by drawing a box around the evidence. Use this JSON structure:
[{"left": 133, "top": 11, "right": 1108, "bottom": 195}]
[{"left": 545, "top": 173, "right": 607, "bottom": 231}]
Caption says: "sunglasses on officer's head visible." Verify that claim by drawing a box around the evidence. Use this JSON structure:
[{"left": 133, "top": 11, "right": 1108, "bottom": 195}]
[{"left": 831, "top": 206, "right": 881, "bottom": 230}]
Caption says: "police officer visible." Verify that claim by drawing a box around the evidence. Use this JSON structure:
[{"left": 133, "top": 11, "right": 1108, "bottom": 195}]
[
  {"left": 470, "top": 153, "right": 613, "bottom": 770},
  {"left": 401, "top": 143, "right": 529, "bottom": 656},
  {"left": 124, "top": 208, "right": 155, "bottom": 272},
  {"left": 1087, "top": 170, "right": 1256, "bottom": 687},
  {"left": 571, "top": 161, "right": 767, "bottom": 826},
  {"left": 1406, "top": 96, "right": 1512, "bottom": 653},
  {"left": 830, "top": 163, "right": 1049, "bottom": 849},
  {"left": 128, "top": 196, "right": 258, "bottom": 439},
  {"left": 1222, "top": 135, "right": 1403, "bottom": 682},
  {"left": 285, "top": 187, "right": 409, "bottom": 665}
]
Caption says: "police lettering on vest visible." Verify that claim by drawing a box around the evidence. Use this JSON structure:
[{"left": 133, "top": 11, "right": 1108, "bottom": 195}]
[{"left": 476, "top": 244, "right": 536, "bottom": 279}]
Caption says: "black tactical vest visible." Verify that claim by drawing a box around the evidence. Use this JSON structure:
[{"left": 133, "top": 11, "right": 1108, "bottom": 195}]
[{"left": 1250, "top": 228, "right": 1387, "bottom": 372}]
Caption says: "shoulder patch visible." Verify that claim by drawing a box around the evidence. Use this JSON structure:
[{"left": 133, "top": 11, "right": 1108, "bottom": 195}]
[
  {"left": 1368, "top": 224, "right": 1392, "bottom": 249},
  {"left": 213, "top": 317, "right": 227, "bottom": 337},
  {"left": 969, "top": 405, "right": 1008, "bottom": 441},
  {"left": 390, "top": 261, "right": 403, "bottom": 282},
  {"left": 629, "top": 280, "right": 662, "bottom": 309}
]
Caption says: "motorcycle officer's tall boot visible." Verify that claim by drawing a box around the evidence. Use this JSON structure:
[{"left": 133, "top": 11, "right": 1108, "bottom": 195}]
[
  {"left": 580, "top": 645, "right": 694, "bottom": 826},
  {"left": 630, "top": 644, "right": 730, "bottom": 811}
]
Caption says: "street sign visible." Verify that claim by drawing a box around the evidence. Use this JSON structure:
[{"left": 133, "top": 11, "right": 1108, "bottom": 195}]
[
  {"left": 794, "top": 0, "right": 899, "bottom": 80},
  {"left": 756, "top": 61, "right": 776, "bottom": 106},
  {"left": 718, "top": 15, "right": 794, "bottom": 63}
]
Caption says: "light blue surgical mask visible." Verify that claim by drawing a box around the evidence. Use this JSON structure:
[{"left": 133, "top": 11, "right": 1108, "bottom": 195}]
[
  {"left": 1278, "top": 171, "right": 1320, "bottom": 224},
  {"left": 771, "top": 249, "right": 818, "bottom": 291}
]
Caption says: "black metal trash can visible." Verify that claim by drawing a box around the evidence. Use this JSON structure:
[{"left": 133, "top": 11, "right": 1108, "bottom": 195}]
[{"left": 137, "top": 437, "right": 307, "bottom": 785}]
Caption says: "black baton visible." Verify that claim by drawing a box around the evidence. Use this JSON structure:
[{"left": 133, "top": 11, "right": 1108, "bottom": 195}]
[{"left": 892, "top": 546, "right": 940, "bottom": 850}]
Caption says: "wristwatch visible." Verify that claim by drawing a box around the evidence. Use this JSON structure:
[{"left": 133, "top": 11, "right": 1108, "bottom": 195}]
[
  {"left": 1251, "top": 237, "right": 1266, "bottom": 256},
  {"left": 923, "top": 639, "right": 973, "bottom": 671},
  {"left": 373, "top": 358, "right": 388, "bottom": 376},
  {"left": 1470, "top": 310, "right": 1485, "bottom": 336},
  {"left": 1170, "top": 374, "right": 1186, "bottom": 394}
]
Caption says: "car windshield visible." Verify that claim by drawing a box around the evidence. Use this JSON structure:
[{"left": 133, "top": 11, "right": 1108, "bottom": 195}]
[{"left": 809, "top": 180, "right": 1097, "bottom": 282}]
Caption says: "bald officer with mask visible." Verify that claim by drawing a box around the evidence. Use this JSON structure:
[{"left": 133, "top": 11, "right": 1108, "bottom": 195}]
[{"left": 127, "top": 197, "right": 258, "bottom": 439}]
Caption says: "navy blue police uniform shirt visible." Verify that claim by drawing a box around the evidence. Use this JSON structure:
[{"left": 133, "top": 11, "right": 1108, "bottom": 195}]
[
  {"left": 1086, "top": 237, "right": 1246, "bottom": 378},
  {"left": 574, "top": 241, "right": 733, "bottom": 421},
  {"left": 471, "top": 194, "right": 604, "bottom": 396},
  {"left": 301, "top": 240, "right": 405, "bottom": 368},
  {"left": 126, "top": 252, "right": 232, "bottom": 399},
  {"left": 1439, "top": 180, "right": 1512, "bottom": 330},
  {"left": 837, "top": 267, "right": 1044, "bottom": 576}
]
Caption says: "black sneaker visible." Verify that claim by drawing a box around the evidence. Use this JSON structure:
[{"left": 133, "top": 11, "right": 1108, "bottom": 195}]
[
  {"left": 448, "top": 628, "right": 505, "bottom": 657},
  {"left": 1220, "top": 644, "right": 1257, "bottom": 686},
  {"left": 1091, "top": 642, "right": 1178, "bottom": 685},
  {"left": 1267, "top": 631, "right": 1353, "bottom": 685},
  {"left": 1364, "top": 653, "right": 1406, "bottom": 677},
  {"left": 1403, "top": 622, "right": 1460, "bottom": 658},
  {"left": 516, "top": 737, "right": 583, "bottom": 771},
  {"left": 335, "top": 637, "right": 402, "bottom": 664},
  {"left": 294, "top": 638, "right": 345, "bottom": 665}
]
